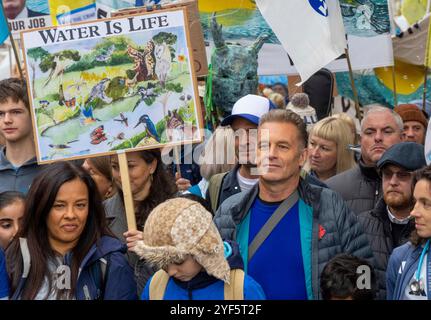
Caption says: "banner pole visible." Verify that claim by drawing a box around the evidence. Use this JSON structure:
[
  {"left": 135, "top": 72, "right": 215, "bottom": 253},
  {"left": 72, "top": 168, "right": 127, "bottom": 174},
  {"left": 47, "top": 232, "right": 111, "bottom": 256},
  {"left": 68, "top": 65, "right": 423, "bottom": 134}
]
[
  {"left": 0, "top": 1, "right": 24, "bottom": 79},
  {"left": 424, "top": 66, "right": 429, "bottom": 111},
  {"left": 392, "top": 65, "right": 398, "bottom": 108},
  {"left": 117, "top": 151, "right": 137, "bottom": 231},
  {"left": 173, "top": 145, "right": 182, "bottom": 177},
  {"left": 345, "top": 48, "right": 362, "bottom": 121}
]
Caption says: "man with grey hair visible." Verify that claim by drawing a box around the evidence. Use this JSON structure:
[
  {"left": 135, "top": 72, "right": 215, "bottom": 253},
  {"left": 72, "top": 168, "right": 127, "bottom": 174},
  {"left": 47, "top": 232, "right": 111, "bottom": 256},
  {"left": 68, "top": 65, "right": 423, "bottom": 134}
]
[
  {"left": 326, "top": 106, "right": 403, "bottom": 214},
  {"left": 215, "top": 109, "right": 373, "bottom": 299}
]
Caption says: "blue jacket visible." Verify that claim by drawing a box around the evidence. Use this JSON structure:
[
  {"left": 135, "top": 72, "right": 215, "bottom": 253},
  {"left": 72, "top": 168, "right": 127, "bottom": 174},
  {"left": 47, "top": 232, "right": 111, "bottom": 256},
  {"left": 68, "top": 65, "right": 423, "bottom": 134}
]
[
  {"left": 0, "top": 248, "right": 9, "bottom": 299},
  {"left": 214, "top": 178, "right": 374, "bottom": 300},
  {"left": 11, "top": 236, "right": 137, "bottom": 300},
  {"left": 141, "top": 241, "right": 265, "bottom": 300},
  {"left": 386, "top": 241, "right": 429, "bottom": 300},
  {"left": 0, "top": 146, "right": 41, "bottom": 194}
]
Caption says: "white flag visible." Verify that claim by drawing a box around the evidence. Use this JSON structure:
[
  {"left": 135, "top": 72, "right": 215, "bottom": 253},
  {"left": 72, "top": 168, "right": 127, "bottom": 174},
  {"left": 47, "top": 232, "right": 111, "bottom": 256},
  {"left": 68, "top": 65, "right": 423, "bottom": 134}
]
[{"left": 256, "top": 0, "right": 347, "bottom": 84}]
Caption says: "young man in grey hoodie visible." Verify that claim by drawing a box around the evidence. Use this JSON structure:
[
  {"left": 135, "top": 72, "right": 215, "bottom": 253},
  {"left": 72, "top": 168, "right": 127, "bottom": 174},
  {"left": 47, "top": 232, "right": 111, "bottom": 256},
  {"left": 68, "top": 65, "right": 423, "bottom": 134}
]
[{"left": 0, "top": 78, "right": 40, "bottom": 194}]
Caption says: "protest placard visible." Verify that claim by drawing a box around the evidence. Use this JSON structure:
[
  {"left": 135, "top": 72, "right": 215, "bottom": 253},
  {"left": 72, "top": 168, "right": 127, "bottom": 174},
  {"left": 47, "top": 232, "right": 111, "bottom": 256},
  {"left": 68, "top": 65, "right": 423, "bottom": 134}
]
[
  {"left": 3, "top": 0, "right": 52, "bottom": 37},
  {"left": 21, "top": 8, "right": 203, "bottom": 164},
  {"left": 112, "top": 0, "right": 208, "bottom": 76}
]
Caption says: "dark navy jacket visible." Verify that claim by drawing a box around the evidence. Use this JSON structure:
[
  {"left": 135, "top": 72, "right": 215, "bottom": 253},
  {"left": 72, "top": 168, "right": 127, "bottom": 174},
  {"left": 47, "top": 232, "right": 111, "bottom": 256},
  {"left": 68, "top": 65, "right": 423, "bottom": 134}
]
[
  {"left": 11, "top": 236, "right": 137, "bottom": 300},
  {"left": 0, "top": 248, "right": 9, "bottom": 299}
]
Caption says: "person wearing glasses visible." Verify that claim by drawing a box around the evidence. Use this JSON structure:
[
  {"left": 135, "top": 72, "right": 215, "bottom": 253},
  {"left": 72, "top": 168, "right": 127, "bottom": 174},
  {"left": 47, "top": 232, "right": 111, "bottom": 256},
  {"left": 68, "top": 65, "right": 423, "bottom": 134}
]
[
  {"left": 359, "top": 142, "right": 426, "bottom": 299},
  {"left": 387, "top": 164, "right": 431, "bottom": 299}
]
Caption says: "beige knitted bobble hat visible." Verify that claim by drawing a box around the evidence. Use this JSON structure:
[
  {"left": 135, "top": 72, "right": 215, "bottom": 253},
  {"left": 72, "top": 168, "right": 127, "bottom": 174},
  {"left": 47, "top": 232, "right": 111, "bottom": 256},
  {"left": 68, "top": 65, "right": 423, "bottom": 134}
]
[{"left": 134, "top": 198, "right": 231, "bottom": 283}]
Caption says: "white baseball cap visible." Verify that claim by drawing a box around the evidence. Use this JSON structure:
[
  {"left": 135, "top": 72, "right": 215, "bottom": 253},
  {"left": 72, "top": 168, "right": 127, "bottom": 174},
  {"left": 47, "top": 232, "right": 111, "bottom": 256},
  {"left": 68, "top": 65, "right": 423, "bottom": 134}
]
[{"left": 221, "top": 94, "right": 276, "bottom": 126}]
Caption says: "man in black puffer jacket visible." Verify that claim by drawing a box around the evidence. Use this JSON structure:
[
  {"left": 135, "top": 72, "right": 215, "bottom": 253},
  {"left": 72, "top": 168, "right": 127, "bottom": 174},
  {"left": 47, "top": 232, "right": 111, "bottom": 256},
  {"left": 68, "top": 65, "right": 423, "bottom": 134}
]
[
  {"left": 358, "top": 142, "right": 425, "bottom": 299},
  {"left": 327, "top": 106, "right": 403, "bottom": 214},
  {"left": 214, "top": 109, "right": 374, "bottom": 300}
]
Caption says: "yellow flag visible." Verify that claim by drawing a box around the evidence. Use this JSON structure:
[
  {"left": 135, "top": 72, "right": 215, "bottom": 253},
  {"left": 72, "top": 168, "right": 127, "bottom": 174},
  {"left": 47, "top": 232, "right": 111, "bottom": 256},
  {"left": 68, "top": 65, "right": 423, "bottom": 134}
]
[
  {"left": 49, "top": 0, "right": 96, "bottom": 26},
  {"left": 198, "top": 0, "right": 256, "bottom": 13},
  {"left": 425, "top": 17, "right": 431, "bottom": 67}
]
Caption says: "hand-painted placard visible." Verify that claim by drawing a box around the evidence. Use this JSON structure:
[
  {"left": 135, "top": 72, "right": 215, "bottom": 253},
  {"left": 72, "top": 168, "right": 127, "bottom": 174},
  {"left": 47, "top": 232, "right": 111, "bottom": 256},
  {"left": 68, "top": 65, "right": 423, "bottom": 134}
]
[{"left": 21, "top": 8, "right": 203, "bottom": 163}]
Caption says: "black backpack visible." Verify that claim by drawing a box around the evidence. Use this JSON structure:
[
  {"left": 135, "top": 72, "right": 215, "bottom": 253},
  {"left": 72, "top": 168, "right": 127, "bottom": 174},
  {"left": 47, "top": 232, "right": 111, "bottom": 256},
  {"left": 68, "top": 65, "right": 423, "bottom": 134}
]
[{"left": 302, "top": 68, "right": 335, "bottom": 120}]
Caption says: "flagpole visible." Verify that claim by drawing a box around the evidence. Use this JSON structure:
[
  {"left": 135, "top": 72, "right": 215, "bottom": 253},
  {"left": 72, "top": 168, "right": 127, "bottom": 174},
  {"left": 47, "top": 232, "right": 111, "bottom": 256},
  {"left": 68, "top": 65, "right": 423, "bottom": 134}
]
[
  {"left": 0, "top": 1, "right": 24, "bottom": 80},
  {"left": 344, "top": 48, "right": 362, "bottom": 121},
  {"left": 423, "top": 11, "right": 431, "bottom": 111},
  {"left": 392, "top": 65, "right": 398, "bottom": 108},
  {"left": 8, "top": 44, "right": 12, "bottom": 76},
  {"left": 423, "top": 65, "right": 429, "bottom": 111}
]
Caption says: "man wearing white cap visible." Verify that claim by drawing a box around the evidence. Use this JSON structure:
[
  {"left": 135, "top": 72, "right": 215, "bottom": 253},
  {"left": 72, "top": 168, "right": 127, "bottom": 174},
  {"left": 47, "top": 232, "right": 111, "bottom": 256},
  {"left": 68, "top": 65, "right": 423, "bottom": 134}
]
[{"left": 206, "top": 94, "right": 275, "bottom": 212}]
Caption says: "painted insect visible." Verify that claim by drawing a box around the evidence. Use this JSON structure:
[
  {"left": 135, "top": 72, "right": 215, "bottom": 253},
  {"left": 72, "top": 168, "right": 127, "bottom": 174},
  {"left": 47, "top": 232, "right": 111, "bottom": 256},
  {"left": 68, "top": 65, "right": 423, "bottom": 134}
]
[{"left": 90, "top": 125, "right": 107, "bottom": 145}]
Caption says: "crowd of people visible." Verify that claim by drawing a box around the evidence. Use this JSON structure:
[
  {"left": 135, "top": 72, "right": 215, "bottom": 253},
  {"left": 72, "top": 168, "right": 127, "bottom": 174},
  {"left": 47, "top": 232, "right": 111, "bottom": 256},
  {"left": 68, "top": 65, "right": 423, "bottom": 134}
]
[{"left": 0, "top": 76, "right": 431, "bottom": 301}]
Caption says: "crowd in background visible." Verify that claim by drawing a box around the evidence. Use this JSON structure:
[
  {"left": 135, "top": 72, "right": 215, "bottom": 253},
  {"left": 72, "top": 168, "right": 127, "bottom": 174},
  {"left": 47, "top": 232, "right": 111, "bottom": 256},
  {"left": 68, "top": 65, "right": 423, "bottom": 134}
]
[{"left": 1, "top": 76, "right": 431, "bottom": 301}]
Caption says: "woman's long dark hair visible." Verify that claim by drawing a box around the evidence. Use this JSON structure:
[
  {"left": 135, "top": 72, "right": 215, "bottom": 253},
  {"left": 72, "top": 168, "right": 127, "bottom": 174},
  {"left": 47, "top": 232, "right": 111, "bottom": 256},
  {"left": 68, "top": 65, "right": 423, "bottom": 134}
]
[
  {"left": 122, "top": 149, "right": 177, "bottom": 229},
  {"left": 411, "top": 165, "right": 431, "bottom": 246},
  {"left": 6, "top": 161, "right": 112, "bottom": 299}
]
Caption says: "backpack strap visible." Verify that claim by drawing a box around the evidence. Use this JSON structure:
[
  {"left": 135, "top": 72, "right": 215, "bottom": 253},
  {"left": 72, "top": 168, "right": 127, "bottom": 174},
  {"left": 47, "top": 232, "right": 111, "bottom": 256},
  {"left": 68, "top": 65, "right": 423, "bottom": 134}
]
[
  {"left": 149, "top": 270, "right": 170, "bottom": 300},
  {"left": 89, "top": 257, "right": 109, "bottom": 300},
  {"left": 248, "top": 190, "right": 299, "bottom": 262},
  {"left": 224, "top": 269, "right": 245, "bottom": 300},
  {"left": 99, "top": 257, "right": 108, "bottom": 298},
  {"left": 208, "top": 172, "right": 227, "bottom": 212}
]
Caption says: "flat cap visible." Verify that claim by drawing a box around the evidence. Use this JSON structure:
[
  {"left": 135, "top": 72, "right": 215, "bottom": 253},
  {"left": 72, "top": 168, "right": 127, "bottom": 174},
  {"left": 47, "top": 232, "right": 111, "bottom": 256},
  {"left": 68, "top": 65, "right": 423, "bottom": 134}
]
[{"left": 377, "top": 142, "right": 426, "bottom": 171}]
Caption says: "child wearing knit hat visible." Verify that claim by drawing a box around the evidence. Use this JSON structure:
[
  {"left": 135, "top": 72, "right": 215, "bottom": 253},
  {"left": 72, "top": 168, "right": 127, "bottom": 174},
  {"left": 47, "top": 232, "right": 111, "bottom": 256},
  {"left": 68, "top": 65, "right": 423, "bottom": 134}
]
[
  {"left": 135, "top": 198, "right": 265, "bottom": 300},
  {"left": 286, "top": 93, "right": 318, "bottom": 131}
]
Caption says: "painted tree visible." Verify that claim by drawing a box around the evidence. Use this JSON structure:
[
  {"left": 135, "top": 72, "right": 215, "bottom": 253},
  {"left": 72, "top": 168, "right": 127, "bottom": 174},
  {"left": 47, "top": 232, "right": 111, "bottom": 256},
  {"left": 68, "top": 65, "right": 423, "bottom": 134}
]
[
  {"left": 27, "top": 47, "right": 48, "bottom": 98},
  {"left": 39, "top": 50, "right": 81, "bottom": 88},
  {"left": 159, "top": 82, "right": 183, "bottom": 116}
]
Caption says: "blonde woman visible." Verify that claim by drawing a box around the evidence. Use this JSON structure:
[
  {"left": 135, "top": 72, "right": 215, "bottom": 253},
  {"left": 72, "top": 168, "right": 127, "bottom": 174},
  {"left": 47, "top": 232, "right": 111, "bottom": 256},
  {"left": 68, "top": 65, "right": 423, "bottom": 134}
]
[
  {"left": 332, "top": 113, "right": 359, "bottom": 145},
  {"left": 189, "top": 126, "right": 237, "bottom": 198},
  {"left": 304, "top": 116, "right": 356, "bottom": 181}
]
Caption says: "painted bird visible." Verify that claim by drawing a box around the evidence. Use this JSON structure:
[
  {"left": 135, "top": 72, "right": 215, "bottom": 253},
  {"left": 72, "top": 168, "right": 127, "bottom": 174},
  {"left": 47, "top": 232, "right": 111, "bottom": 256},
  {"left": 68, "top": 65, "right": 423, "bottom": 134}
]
[
  {"left": 85, "top": 78, "right": 112, "bottom": 105},
  {"left": 114, "top": 112, "right": 128, "bottom": 127},
  {"left": 48, "top": 139, "right": 79, "bottom": 149},
  {"left": 132, "top": 85, "right": 158, "bottom": 112},
  {"left": 95, "top": 45, "right": 115, "bottom": 62},
  {"left": 134, "top": 114, "right": 160, "bottom": 142},
  {"left": 79, "top": 104, "right": 101, "bottom": 124}
]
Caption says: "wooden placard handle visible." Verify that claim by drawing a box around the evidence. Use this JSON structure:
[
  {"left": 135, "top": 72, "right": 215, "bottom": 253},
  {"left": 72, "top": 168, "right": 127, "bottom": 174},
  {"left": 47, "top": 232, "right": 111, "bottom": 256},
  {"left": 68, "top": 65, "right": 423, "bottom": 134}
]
[
  {"left": 117, "top": 151, "right": 137, "bottom": 230},
  {"left": 173, "top": 145, "right": 182, "bottom": 178}
]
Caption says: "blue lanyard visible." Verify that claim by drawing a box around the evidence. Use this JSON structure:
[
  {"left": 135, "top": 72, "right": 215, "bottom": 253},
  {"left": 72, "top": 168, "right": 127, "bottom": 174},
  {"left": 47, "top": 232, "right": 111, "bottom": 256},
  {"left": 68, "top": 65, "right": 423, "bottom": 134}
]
[{"left": 416, "top": 239, "right": 430, "bottom": 281}]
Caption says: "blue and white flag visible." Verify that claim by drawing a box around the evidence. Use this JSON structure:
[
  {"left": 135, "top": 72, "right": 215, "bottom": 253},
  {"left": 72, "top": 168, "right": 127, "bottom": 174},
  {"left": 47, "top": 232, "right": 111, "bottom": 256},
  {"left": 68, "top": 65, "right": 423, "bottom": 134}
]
[
  {"left": 256, "top": 0, "right": 347, "bottom": 84},
  {"left": 0, "top": 6, "right": 9, "bottom": 44}
]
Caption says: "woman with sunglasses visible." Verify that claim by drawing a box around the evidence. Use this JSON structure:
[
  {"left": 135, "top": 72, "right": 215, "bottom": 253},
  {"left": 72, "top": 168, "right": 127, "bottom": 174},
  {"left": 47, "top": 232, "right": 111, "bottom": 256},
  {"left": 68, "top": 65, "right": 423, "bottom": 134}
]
[{"left": 387, "top": 165, "right": 431, "bottom": 299}]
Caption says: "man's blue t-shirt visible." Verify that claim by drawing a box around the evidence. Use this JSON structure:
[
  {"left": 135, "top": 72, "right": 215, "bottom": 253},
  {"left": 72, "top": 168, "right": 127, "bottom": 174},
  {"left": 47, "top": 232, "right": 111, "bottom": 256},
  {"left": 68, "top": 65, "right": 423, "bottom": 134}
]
[
  {"left": 0, "top": 248, "right": 9, "bottom": 299},
  {"left": 248, "top": 197, "right": 307, "bottom": 299}
]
